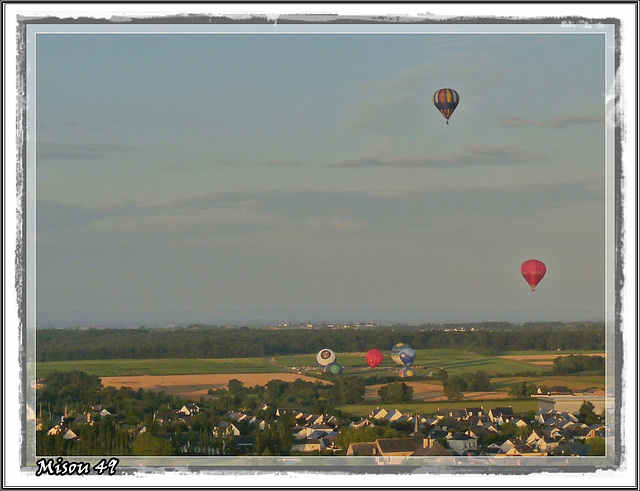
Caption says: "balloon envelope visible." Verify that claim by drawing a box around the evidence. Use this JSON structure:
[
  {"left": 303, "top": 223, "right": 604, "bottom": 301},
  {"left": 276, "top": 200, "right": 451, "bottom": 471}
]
[
  {"left": 433, "top": 88, "right": 460, "bottom": 124},
  {"left": 316, "top": 348, "right": 337, "bottom": 367},
  {"left": 399, "top": 367, "right": 416, "bottom": 378},
  {"left": 399, "top": 348, "right": 416, "bottom": 367},
  {"left": 365, "top": 349, "right": 384, "bottom": 369},
  {"left": 391, "top": 343, "right": 411, "bottom": 366},
  {"left": 325, "top": 362, "right": 343, "bottom": 375},
  {"left": 521, "top": 259, "right": 547, "bottom": 291}
]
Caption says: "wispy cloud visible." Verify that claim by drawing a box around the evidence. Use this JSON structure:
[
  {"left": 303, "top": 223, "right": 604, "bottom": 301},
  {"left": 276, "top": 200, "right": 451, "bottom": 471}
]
[
  {"left": 37, "top": 142, "right": 137, "bottom": 160},
  {"left": 328, "top": 145, "right": 534, "bottom": 168},
  {"left": 258, "top": 160, "right": 307, "bottom": 167},
  {"left": 496, "top": 115, "right": 602, "bottom": 128}
]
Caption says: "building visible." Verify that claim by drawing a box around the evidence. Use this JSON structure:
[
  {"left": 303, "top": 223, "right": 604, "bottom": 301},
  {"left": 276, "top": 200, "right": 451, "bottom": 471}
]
[{"left": 536, "top": 391, "right": 606, "bottom": 414}]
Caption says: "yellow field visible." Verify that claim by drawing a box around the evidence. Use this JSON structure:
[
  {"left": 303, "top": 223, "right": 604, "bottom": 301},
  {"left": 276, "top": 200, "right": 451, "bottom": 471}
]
[{"left": 101, "top": 373, "right": 330, "bottom": 399}]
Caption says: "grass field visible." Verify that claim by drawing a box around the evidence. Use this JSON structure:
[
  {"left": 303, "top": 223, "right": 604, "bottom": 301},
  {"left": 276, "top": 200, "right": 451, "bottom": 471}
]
[
  {"left": 336, "top": 399, "right": 540, "bottom": 418},
  {"left": 491, "top": 374, "right": 605, "bottom": 391},
  {"left": 273, "top": 349, "right": 555, "bottom": 377},
  {"left": 37, "top": 349, "right": 604, "bottom": 380},
  {"left": 36, "top": 357, "right": 283, "bottom": 379}
]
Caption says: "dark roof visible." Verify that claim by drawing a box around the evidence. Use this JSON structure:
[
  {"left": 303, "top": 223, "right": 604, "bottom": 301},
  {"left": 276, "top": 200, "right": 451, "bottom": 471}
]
[
  {"left": 412, "top": 441, "right": 452, "bottom": 456},
  {"left": 347, "top": 442, "right": 378, "bottom": 456},
  {"left": 376, "top": 438, "right": 420, "bottom": 454},
  {"left": 490, "top": 407, "right": 514, "bottom": 416},
  {"left": 448, "top": 433, "right": 476, "bottom": 441}
]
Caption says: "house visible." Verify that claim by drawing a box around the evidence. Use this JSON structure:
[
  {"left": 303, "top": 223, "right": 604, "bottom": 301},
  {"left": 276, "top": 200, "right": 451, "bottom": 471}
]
[
  {"left": 213, "top": 422, "right": 240, "bottom": 437},
  {"left": 536, "top": 393, "right": 606, "bottom": 414},
  {"left": 499, "top": 438, "right": 525, "bottom": 453},
  {"left": 291, "top": 438, "right": 325, "bottom": 453},
  {"left": 370, "top": 407, "right": 389, "bottom": 420},
  {"left": 437, "top": 408, "right": 467, "bottom": 421},
  {"left": 509, "top": 417, "right": 529, "bottom": 428},
  {"left": 62, "top": 428, "right": 78, "bottom": 440},
  {"left": 465, "top": 407, "right": 484, "bottom": 418},
  {"left": 446, "top": 433, "right": 478, "bottom": 456},
  {"left": 179, "top": 403, "right": 200, "bottom": 416},
  {"left": 536, "top": 435, "right": 563, "bottom": 454},
  {"left": 253, "top": 403, "right": 269, "bottom": 413},
  {"left": 488, "top": 407, "right": 514, "bottom": 424},
  {"left": 347, "top": 442, "right": 378, "bottom": 456},
  {"left": 537, "top": 386, "right": 574, "bottom": 396},
  {"left": 503, "top": 444, "right": 539, "bottom": 456},
  {"left": 71, "top": 412, "right": 93, "bottom": 426},
  {"left": 384, "top": 409, "right": 404, "bottom": 422},
  {"left": 153, "top": 410, "right": 176, "bottom": 424},
  {"left": 349, "top": 418, "right": 372, "bottom": 430},
  {"left": 412, "top": 438, "right": 452, "bottom": 456},
  {"left": 375, "top": 438, "right": 421, "bottom": 457}
]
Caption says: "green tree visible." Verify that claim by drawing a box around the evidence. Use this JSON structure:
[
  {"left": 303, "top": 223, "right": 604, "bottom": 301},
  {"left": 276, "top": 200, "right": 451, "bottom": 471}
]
[
  {"left": 378, "top": 382, "right": 413, "bottom": 403},
  {"left": 443, "top": 375, "right": 467, "bottom": 401},
  {"left": 132, "top": 433, "right": 172, "bottom": 456},
  {"left": 586, "top": 436, "right": 605, "bottom": 456}
]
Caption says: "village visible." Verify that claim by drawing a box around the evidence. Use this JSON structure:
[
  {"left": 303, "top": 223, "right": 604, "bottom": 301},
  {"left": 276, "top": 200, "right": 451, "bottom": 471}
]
[{"left": 37, "top": 384, "right": 608, "bottom": 458}]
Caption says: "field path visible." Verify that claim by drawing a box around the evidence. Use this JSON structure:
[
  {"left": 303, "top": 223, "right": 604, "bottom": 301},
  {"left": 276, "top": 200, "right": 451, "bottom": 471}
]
[{"left": 101, "top": 373, "right": 330, "bottom": 399}]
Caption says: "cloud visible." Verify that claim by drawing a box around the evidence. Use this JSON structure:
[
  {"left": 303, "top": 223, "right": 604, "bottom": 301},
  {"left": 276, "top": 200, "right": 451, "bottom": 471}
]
[
  {"left": 328, "top": 145, "right": 534, "bottom": 169},
  {"left": 37, "top": 142, "right": 137, "bottom": 160},
  {"left": 496, "top": 115, "right": 602, "bottom": 128},
  {"left": 258, "top": 160, "right": 307, "bottom": 167}
]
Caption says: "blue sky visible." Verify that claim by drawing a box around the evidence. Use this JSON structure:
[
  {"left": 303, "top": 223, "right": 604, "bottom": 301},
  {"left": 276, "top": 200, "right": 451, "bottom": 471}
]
[{"left": 33, "top": 24, "right": 613, "bottom": 325}]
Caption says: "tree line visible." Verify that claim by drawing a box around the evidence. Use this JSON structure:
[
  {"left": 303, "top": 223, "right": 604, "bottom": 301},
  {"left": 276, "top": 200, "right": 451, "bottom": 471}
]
[{"left": 35, "top": 323, "right": 605, "bottom": 362}]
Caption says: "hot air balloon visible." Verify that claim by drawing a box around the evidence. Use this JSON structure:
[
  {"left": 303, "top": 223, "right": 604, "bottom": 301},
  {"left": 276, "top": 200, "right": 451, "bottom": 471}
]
[
  {"left": 391, "top": 343, "right": 411, "bottom": 366},
  {"left": 433, "top": 88, "right": 460, "bottom": 124},
  {"left": 325, "top": 362, "right": 343, "bottom": 375},
  {"left": 399, "top": 347, "right": 416, "bottom": 367},
  {"left": 365, "top": 349, "right": 384, "bottom": 369},
  {"left": 316, "top": 348, "right": 336, "bottom": 367},
  {"left": 399, "top": 367, "right": 416, "bottom": 378},
  {"left": 521, "top": 259, "right": 547, "bottom": 292}
]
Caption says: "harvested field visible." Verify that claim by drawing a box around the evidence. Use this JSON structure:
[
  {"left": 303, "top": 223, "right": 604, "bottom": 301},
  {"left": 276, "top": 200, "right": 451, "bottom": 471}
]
[
  {"left": 498, "top": 353, "right": 605, "bottom": 367},
  {"left": 364, "top": 381, "right": 443, "bottom": 402},
  {"left": 101, "top": 373, "right": 329, "bottom": 399},
  {"left": 498, "top": 353, "right": 605, "bottom": 361},
  {"left": 363, "top": 381, "right": 508, "bottom": 403}
]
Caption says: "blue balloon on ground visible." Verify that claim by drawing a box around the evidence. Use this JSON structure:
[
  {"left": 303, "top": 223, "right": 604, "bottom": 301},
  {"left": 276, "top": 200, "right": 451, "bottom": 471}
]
[{"left": 399, "top": 347, "right": 416, "bottom": 367}]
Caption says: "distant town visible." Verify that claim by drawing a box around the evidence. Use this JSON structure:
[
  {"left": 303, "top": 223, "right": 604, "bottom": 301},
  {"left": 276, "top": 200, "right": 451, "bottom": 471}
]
[{"left": 34, "top": 321, "right": 608, "bottom": 460}]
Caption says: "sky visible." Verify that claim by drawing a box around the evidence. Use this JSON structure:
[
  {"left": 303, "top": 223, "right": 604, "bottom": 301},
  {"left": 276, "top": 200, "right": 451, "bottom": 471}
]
[{"left": 32, "top": 23, "right": 614, "bottom": 326}]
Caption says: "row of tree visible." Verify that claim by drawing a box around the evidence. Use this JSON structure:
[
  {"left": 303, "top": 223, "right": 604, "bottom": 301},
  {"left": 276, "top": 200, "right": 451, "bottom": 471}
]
[{"left": 36, "top": 323, "right": 605, "bottom": 361}]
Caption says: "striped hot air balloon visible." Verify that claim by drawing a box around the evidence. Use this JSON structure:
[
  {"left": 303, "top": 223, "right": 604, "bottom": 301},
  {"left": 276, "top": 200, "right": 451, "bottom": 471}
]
[
  {"left": 521, "top": 259, "right": 547, "bottom": 292},
  {"left": 433, "top": 88, "right": 460, "bottom": 124}
]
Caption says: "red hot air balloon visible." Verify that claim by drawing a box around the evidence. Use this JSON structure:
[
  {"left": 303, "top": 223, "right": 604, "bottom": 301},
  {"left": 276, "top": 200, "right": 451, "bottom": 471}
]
[
  {"left": 521, "top": 259, "right": 547, "bottom": 291},
  {"left": 433, "top": 88, "right": 460, "bottom": 124},
  {"left": 365, "top": 349, "right": 384, "bottom": 369}
]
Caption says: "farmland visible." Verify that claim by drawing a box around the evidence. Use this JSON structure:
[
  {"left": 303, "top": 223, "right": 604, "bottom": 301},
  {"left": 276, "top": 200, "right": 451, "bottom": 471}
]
[
  {"left": 36, "top": 349, "right": 605, "bottom": 418},
  {"left": 36, "top": 348, "right": 572, "bottom": 379}
]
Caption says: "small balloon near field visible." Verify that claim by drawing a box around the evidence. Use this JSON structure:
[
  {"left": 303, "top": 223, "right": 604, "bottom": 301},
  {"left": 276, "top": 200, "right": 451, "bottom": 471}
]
[
  {"left": 399, "top": 367, "right": 416, "bottom": 378},
  {"left": 365, "top": 349, "right": 384, "bottom": 369},
  {"left": 399, "top": 348, "right": 416, "bottom": 367},
  {"left": 325, "top": 362, "right": 343, "bottom": 375},
  {"left": 316, "top": 349, "right": 336, "bottom": 367},
  {"left": 391, "top": 343, "right": 411, "bottom": 366}
]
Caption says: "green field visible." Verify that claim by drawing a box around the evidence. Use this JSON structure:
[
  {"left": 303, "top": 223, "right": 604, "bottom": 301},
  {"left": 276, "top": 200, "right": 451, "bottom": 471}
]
[
  {"left": 37, "top": 350, "right": 603, "bottom": 387},
  {"left": 491, "top": 375, "right": 605, "bottom": 391},
  {"left": 36, "top": 357, "right": 282, "bottom": 379},
  {"left": 275, "top": 349, "right": 551, "bottom": 377},
  {"left": 336, "top": 399, "right": 540, "bottom": 418}
]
